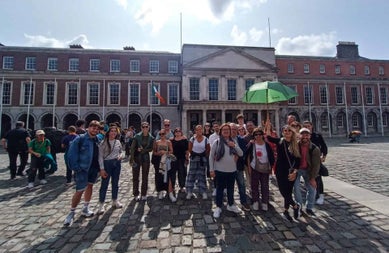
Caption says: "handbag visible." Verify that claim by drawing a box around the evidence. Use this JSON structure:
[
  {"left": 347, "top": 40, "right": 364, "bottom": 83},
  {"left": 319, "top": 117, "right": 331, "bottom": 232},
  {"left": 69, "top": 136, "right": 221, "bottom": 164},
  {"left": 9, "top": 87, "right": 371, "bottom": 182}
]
[{"left": 319, "top": 163, "right": 329, "bottom": 176}]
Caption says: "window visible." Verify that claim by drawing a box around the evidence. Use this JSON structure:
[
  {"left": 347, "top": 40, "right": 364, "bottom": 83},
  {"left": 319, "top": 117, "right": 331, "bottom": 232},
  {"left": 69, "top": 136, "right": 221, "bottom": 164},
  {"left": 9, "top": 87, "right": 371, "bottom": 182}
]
[
  {"left": 288, "top": 86, "right": 297, "bottom": 104},
  {"left": 47, "top": 58, "right": 58, "bottom": 71},
  {"left": 335, "top": 86, "right": 344, "bottom": 104},
  {"left": 319, "top": 86, "right": 327, "bottom": 104},
  {"left": 69, "top": 58, "right": 79, "bottom": 71},
  {"left": 351, "top": 87, "right": 359, "bottom": 104},
  {"left": 130, "top": 60, "right": 140, "bottom": 72},
  {"left": 352, "top": 113, "right": 361, "bottom": 128},
  {"left": 337, "top": 113, "right": 345, "bottom": 128},
  {"left": 44, "top": 82, "right": 56, "bottom": 105},
  {"left": 227, "top": 79, "right": 237, "bottom": 100},
  {"left": 2, "top": 56, "right": 14, "bottom": 69},
  {"left": 287, "top": 63, "right": 294, "bottom": 73},
  {"left": 364, "top": 65, "right": 370, "bottom": 75},
  {"left": 319, "top": 64, "right": 326, "bottom": 74},
  {"left": 129, "top": 83, "right": 140, "bottom": 105},
  {"left": 335, "top": 65, "right": 341, "bottom": 74},
  {"left": 320, "top": 113, "right": 328, "bottom": 129},
  {"left": 149, "top": 60, "right": 159, "bottom": 73},
  {"left": 380, "top": 87, "right": 387, "bottom": 104},
  {"left": 88, "top": 82, "right": 99, "bottom": 105},
  {"left": 349, "top": 65, "right": 356, "bottom": 75},
  {"left": 168, "top": 83, "right": 179, "bottom": 104},
  {"left": 383, "top": 113, "right": 389, "bottom": 127},
  {"left": 189, "top": 78, "right": 200, "bottom": 100},
  {"left": 168, "top": 60, "right": 178, "bottom": 73},
  {"left": 379, "top": 66, "right": 385, "bottom": 76},
  {"left": 367, "top": 112, "right": 376, "bottom": 127},
  {"left": 245, "top": 79, "right": 255, "bottom": 90},
  {"left": 303, "top": 64, "right": 310, "bottom": 73},
  {"left": 22, "top": 81, "right": 34, "bottom": 105},
  {"left": 209, "top": 79, "right": 218, "bottom": 101},
  {"left": 108, "top": 82, "right": 120, "bottom": 105},
  {"left": 1, "top": 81, "right": 11, "bottom": 105},
  {"left": 304, "top": 85, "right": 312, "bottom": 104},
  {"left": 110, "top": 59, "right": 120, "bottom": 72},
  {"left": 25, "top": 57, "right": 36, "bottom": 70},
  {"left": 66, "top": 82, "right": 78, "bottom": 105},
  {"left": 90, "top": 59, "right": 100, "bottom": 72},
  {"left": 365, "top": 86, "right": 373, "bottom": 104},
  {"left": 150, "top": 83, "right": 160, "bottom": 105}
]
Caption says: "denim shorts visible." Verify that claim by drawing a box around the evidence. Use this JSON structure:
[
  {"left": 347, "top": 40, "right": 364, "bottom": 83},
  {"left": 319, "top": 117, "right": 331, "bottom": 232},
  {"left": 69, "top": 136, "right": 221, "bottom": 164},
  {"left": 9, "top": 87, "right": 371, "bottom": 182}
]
[{"left": 74, "top": 167, "right": 99, "bottom": 191}]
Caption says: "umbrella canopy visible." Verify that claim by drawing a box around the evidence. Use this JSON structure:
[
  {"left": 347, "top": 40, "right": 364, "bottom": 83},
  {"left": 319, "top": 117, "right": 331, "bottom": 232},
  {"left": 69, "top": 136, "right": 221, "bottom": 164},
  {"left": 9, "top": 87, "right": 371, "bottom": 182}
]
[{"left": 242, "top": 81, "right": 298, "bottom": 104}]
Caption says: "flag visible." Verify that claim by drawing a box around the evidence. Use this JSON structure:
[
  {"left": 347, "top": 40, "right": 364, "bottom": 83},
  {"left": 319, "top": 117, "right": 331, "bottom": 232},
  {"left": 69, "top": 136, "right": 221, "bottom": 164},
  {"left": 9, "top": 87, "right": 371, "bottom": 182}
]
[{"left": 153, "top": 86, "right": 166, "bottom": 104}]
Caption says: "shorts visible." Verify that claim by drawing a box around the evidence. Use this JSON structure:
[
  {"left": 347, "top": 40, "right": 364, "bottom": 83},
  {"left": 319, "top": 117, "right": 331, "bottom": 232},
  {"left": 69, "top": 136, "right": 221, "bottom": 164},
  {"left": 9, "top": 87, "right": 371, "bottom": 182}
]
[{"left": 74, "top": 167, "right": 99, "bottom": 191}]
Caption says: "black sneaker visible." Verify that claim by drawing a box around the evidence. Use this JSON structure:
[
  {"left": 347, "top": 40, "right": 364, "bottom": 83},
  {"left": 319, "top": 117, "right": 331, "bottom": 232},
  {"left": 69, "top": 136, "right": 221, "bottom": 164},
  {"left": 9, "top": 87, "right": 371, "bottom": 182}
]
[
  {"left": 293, "top": 204, "right": 301, "bottom": 219},
  {"left": 306, "top": 209, "right": 316, "bottom": 216},
  {"left": 283, "top": 210, "right": 293, "bottom": 222},
  {"left": 241, "top": 203, "right": 251, "bottom": 212}
]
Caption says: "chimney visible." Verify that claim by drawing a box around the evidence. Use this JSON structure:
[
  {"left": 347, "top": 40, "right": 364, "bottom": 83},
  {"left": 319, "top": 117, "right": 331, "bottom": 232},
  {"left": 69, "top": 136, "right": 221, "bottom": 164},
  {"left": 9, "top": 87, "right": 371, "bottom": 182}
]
[{"left": 336, "top": 41, "right": 359, "bottom": 59}]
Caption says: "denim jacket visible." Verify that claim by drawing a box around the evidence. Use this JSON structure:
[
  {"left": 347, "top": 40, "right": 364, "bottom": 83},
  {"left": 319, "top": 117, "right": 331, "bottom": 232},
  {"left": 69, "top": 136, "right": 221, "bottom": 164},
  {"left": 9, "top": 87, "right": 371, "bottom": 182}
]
[{"left": 68, "top": 133, "right": 102, "bottom": 172}]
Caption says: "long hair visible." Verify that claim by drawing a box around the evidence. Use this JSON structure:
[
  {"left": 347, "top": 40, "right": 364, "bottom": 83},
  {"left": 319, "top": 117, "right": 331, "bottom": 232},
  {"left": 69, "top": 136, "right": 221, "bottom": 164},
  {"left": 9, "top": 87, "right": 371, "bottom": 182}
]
[
  {"left": 282, "top": 125, "right": 300, "bottom": 158},
  {"left": 104, "top": 125, "right": 119, "bottom": 152}
]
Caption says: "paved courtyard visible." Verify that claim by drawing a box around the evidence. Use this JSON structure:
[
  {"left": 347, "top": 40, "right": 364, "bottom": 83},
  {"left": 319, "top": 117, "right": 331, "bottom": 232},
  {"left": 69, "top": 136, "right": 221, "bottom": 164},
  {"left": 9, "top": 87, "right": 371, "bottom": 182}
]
[{"left": 0, "top": 137, "right": 388, "bottom": 253}]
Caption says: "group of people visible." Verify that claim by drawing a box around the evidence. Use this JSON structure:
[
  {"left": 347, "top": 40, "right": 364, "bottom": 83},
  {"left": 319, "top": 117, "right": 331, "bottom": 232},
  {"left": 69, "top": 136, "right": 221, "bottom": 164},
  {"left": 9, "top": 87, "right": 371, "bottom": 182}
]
[{"left": 1, "top": 113, "right": 328, "bottom": 225}]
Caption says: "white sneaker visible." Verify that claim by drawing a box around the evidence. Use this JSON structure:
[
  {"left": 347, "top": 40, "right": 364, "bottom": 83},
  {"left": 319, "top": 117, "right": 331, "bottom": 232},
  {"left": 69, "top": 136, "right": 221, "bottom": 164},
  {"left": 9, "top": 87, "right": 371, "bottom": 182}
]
[
  {"left": 186, "top": 192, "right": 192, "bottom": 200},
  {"left": 202, "top": 192, "right": 208, "bottom": 200},
  {"left": 81, "top": 206, "right": 94, "bottom": 217},
  {"left": 212, "top": 189, "right": 217, "bottom": 196},
  {"left": 261, "top": 203, "right": 268, "bottom": 211},
  {"left": 40, "top": 179, "right": 47, "bottom": 185},
  {"left": 316, "top": 194, "right": 324, "bottom": 205},
  {"left": 112, "top": 200, "right": 123, "bottom": 208},
  {"left": 63, "top": 211, "right": 75, "bottom": 226},
  {"left": 227, "top": 204, "right": 241, "bottom": 214},
  {"left": 252, "top": 201, "right": 259, "bottom": 211},
  {"left": 97, "top": 203, "right": 105, "bottom": 214},
  {"left": 169, "top": 192, "right": 177, "bottom": 203},
  {"left": 28, "top": 182, "right": 34, "bottom": 189},
  {"left": 158, "top": 191, "right": 165, "bottom": 200},
  {"left": 213, "top": 207, "right": 222, "bottom": 218}
]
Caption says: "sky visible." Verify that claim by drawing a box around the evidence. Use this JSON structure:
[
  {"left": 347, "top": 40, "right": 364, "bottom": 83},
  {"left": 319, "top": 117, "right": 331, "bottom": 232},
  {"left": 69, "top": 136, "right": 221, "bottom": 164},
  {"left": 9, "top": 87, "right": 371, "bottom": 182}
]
[{"left": 1, "top": 0, "right": 389, "bottom": 59}]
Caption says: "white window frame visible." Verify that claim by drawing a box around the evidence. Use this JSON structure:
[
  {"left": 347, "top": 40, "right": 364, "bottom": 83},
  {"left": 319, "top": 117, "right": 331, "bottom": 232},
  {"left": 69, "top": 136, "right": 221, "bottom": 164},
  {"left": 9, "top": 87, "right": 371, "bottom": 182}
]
[
  {"left": 108, "top": 82, "right": 120, "bottom": 105},
  {"left": 0, "top": 81, "right": 12, "bottom": 105},
  {"left": 189, "top": 78, "right": 200, "bottom": 101},
  {"left": 319, "top": 86, "right": 327, "bottom": 104},
  {"left": 130, "top": 60, "right": 140, "bottom": 72},
  {"left": 129, "top": 82, "right": 140, "bottom": 105},
  {"left": 87, "top": 82, "right": 100, "bottom": 105},
  {"left": 168, "top": 83, "right": 179, "bottom": 105},
  {"left": 335, "top": 65, "right": 341, "bottom": 74},
  {"left": 168, "top": 60, "right": 178, "bottom": 73},
  {"left": 364, "top": 65, "right": 370, "bottom": 75},
  {"left": 227, "top": 79, "right": 237, "bottom": 101},
  {"left": 288, "top": 85, "right": 297, "bottom": 104},
  {"left": 149, "top": 60, "right": 159, "bottom": 73},
  {"left": 349, "top": 65, "right": 356, "bottom": 75},
  {"left": 47, "top": 57, "right": 58, "bottom": 71},
  {"left": 319, "top": 64, "right": 326, "bottom": 74},
  {"left": 69, "top": 58, "right": 79, "bottom": 71},
  {"left": 335, "top": 86, "right": 344, "bottom": 104},
  {"left": 208, "top": 78, "right": 219, "bottom": 101},
  {"left": 66, "top": 82, "right": 79, "bottom": 105},
  {"left": 25, "top": 57, "right": 36, "bottom": 70},
  {"left": 3, "top": 56, "right": 14, "bottom": 70},
  {"left": 380, "top": 87, "right": 387, "bottom": 105},
  {"left": 21, "top": 81, "right": 34, "bottom": 105},
  {"left": 303, "top": 64, "right": 310, "bottom": 74},
  {"left": 351, "top": 86, "right": 359, "bottom": 105},
  {"left": 365, "top": 86, "right": 374, "bottom": 105},
  {"left": 379, "top": 66, "right": 385, "bottom": 76},
  {"left": 90, "top": 59, "right": 100, "bottom": 72},
  {"left": 43, "top": 81, "right": 57, "bottom": 105},
  {"left": 149, "top": 82, "right": 160, "bottom": 105},
  {"left": 110, "top": 59, "right": 120, "bottom": 73},
  {"left": 287, "top": 63, "right": 294, "bottom": 73}
]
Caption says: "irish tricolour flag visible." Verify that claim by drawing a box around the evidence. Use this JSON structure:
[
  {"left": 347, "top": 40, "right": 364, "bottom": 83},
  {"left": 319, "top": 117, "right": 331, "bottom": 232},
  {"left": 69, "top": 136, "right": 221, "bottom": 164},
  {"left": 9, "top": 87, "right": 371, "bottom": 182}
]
[{"left": 153, "top": 86, "right": 166, "bottom": 104}]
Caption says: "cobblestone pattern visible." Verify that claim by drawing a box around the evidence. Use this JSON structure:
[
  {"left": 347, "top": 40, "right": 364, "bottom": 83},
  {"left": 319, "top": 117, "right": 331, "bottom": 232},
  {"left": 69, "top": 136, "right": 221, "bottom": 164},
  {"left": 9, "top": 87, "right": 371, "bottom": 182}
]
[{"left": 0, "top": 138, "right": 387, "bottom": 252}]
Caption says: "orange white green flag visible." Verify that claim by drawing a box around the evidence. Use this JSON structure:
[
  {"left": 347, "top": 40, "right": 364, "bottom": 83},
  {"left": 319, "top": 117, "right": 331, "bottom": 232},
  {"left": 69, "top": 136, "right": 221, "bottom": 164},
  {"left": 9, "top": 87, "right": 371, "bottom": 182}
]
[{"left": 153, "top": 85, "right": 166, "bottom": 104}]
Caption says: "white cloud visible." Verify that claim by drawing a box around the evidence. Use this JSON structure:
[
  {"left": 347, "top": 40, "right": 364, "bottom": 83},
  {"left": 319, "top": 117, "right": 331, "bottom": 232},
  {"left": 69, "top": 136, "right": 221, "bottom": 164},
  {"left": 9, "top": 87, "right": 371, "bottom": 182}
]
[
  {"left": 230, "top": 25, "right": 247, "bottom": 45},
  {"left": 24, "top": 34, "right": 91, "bottom": 48},
  {"left": 115, "top": 0, "right": 128, "bottom": 9},
  {"left": 276, "top": 32, "right": 337, "bottom": 56},
  {"left": 249, "top": 27, "right": 264, "bottom": 42},
  {"left": 230, "top": 25, "right": 267, "bottom": 46}
]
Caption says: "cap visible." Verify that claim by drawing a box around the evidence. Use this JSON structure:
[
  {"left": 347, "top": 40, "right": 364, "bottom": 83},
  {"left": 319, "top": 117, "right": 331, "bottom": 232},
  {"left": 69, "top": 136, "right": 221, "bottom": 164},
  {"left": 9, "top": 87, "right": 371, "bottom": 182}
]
[
  {"left": 299, "top": 128, "right": 311, "bottom": 134},
  {"left": 36, "top": 130, "right": 45, "bottom": 135}
]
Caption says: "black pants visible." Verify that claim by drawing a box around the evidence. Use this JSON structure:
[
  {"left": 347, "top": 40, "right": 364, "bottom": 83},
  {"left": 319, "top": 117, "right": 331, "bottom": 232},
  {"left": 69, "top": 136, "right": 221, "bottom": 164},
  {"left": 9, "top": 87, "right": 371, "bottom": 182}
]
[
  {"left": 8, "top": 151, "right": 28, "bottom": 178},
  {"left": 276, "top": 174, "right": 296, "bottom": 209},
  {"left": 28, "top": 156, "right": 45, "bottom": 183},
  {"left": 316, "top": 175, "right": 324, "bottom": 197}
]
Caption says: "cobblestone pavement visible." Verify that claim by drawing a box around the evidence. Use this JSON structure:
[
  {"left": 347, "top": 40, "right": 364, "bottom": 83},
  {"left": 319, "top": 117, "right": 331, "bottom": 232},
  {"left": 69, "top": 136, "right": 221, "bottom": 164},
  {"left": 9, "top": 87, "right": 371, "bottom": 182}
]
[{"left": 0, "top": 138, "right": 388, "bottom": 253}]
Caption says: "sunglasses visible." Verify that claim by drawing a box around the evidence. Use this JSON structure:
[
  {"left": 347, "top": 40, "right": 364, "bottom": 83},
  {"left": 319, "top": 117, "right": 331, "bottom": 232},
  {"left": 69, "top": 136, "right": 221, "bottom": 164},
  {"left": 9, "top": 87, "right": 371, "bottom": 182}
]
[
  {"left": 160, "top": 133, "right": 166, "bottom": 135},
  {"left": 254, "top": 133, "right": 263, "bottom": 136},
  {"left": 164, "top": 124, "right": 170, "bottom": 127},
  {"left": 283, "top": 129, "right": 292, "bottom": 132},
  {"left": 142, "top": 125, "right": 149, "bottom": 128}
]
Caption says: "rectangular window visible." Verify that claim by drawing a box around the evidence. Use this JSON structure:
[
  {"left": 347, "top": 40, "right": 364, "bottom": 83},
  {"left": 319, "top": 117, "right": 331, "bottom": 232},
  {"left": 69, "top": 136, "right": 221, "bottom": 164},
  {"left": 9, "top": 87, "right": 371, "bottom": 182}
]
[
  {"left": 168, "top": 83, "right": 179, "bottom": 105},
  {"left": 335, "top": 65, "right": 341, "bottom": 74},
  {"left": 352, "top": 114, "right": 360, "bottom": 128},
  {"left": 22, "top": 81, "right": 34, "bottom": 105},
  {"left": 287, "top": 63, "right": 294, "bottom": 73},
  {"left": 227, "top": 79, "right": 237, "bottom": 100},
  {"left": 150, "top": 83, "right": 160, "bottom": 105},
  {"left": 209, "top": 79, "right": 219, "bottom": 101},
  {"left": 335, "top": 86, "right": 344, "bottom": 104},
  {"left": 129, "top": 83, "right": 140, "bottom": 105},
  {"left": 189, "top": 78, "right": 200, "bottom": 100},
  {"left": 2, "top": 56, "right": 14, "bottom": 69},
  {"left": 367, "top": 114, "right": 374, "bottom": 127},
  {"left": 337, "top": 114, "right": 345, "bottom": 128},
  {"left": 66, "top": 82, "right": 78, "bottom": 105},
  {"left": 245, "top": 79, "right": 255, "bottom": 90},
  {"left": 130, "top": 60, "right": 140, "bottom": 72},
  {"left": 88, "top": 82, "right": 99, "bottom": 105},
  {"left": 351, "top": 87, "right": 359, "bottom": 104},
  {"left": 319, "top": 64, "right": 326, "bottom": 74},
  {"left": 304, "top": 85, "right": 312, "bottom": 104},
  {"left": 90, "top": 59, "right": 100, "bottom": 72},
  {"left": 303, "top": 64, "right": 310, "bottom": 73},
  {"left": 47, "top": 58, "right": 58, "bottom": 71},
  {"left": 364, "top": 65, "right": 370, "bottom": 75},
  {"left": 379, "top": 66, "right": 385, "bottom": 76},
  {"left": 168, "top": 60, "right": 178, "bottom": 73},
  {"left": 69, "top": 58, "right": 79, "bottom": 71},
  {"left": 383, "top": 113, "right": 388, "bottom": 127},
  {"left": 108, "top": 82, "right": 120, "bottom": 105},
  {"left": 288, "top": 86, "right": 297, "bottom": 104},
  {"left": 110, "top": 59, "right": 120, "bottom": 72},
  {"left": 365, "top": 86, "right": 373, "bottom": 104},
  {"left": 349, "top": 65, "right": 356, "bottom": 75},
  {"left": 1, "top": 81, "right": 11, "bottom": 105},
  {"left": 380, "top": 87, "right": 387, "bottom": 105},
  {"left": 149, "top": 60, "right": 159, "bottom": 73},
  {"left": 25, "top": 57, "right": 36, "bottom": 70},
  {"left": 44, "top": 82, "right": 56, "bottom": 105},
  {"left": 319, "top": 86, "right": 327, "bottom": 104}
]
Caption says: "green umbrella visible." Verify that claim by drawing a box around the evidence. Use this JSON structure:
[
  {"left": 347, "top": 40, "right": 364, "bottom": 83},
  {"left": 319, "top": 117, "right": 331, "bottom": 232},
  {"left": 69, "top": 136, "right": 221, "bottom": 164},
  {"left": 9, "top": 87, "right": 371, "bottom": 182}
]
[{"left": 242, "top": 81, "right": 298, "bottom": 104}]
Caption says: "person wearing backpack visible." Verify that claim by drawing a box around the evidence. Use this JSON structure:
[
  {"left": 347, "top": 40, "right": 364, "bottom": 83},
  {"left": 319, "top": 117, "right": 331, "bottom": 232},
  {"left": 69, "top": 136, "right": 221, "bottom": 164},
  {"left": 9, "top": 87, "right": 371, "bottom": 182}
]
[{"left": 27, "top": 130, "right": 51, "bottom": 188}]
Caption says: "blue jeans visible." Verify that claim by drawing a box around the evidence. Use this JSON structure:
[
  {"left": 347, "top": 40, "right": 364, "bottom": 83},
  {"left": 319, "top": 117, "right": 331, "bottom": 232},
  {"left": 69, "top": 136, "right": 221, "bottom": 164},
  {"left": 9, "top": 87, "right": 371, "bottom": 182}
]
[
  {"left": 99, "top": 159, "right": 121, "bottom": 202},
  {"left": 235, "top": 170, "right": 247, "bottom": 205},
  {"left": 215, "top": 170, "right": 236, "bottom": 207},
  {"left": 294, "top": 169, "right": 316, "bottom": 210}
]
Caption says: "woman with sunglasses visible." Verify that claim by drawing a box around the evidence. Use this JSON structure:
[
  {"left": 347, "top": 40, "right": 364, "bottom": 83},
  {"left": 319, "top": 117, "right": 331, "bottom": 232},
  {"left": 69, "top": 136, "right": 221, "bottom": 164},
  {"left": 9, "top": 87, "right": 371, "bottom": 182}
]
[
  {"left": 171, "top": 127, "right": 189, "bottom": 194},
  {"left": 265, "top": 121, "right": 301, "bottom": 221}
]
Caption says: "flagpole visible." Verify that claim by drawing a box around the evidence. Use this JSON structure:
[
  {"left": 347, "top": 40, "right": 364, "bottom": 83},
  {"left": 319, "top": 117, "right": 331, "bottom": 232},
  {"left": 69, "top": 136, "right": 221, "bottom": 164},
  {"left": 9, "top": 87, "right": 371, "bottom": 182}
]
[
  {"left": 102, "top": 79, "right": 106, "bottom": 120},
  {"left": 0, "top": 76, "right": 4, "bottom": 137},
  {"left": 78, "top": 78, "right": 81, "bottom": 119},
  {"left": 326, "top": 82, "right": 332, "bottom": 137},
  {"left": 127, "top": 80, "right": 130, "bottom": 128},
  {"left": 150, "top": 80, "right": 153, "bottom": 133},
  {"left": 377, "top": 82, "right": 384, "bottom": 136},
  {"left": 360, "top": 82, "right": 367, "bottom": 136},
  {"left": 308, "top": 81, "right": 312, "bottom": 121},
  {"left": 52, "top": 78, "right": 56, "bottom": 127},
  {"left": 343, "top": 82, "right": 349, "bottom": 135},
  {"left": 26, "top": 77, "right": 33, "bottom": 130}
]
